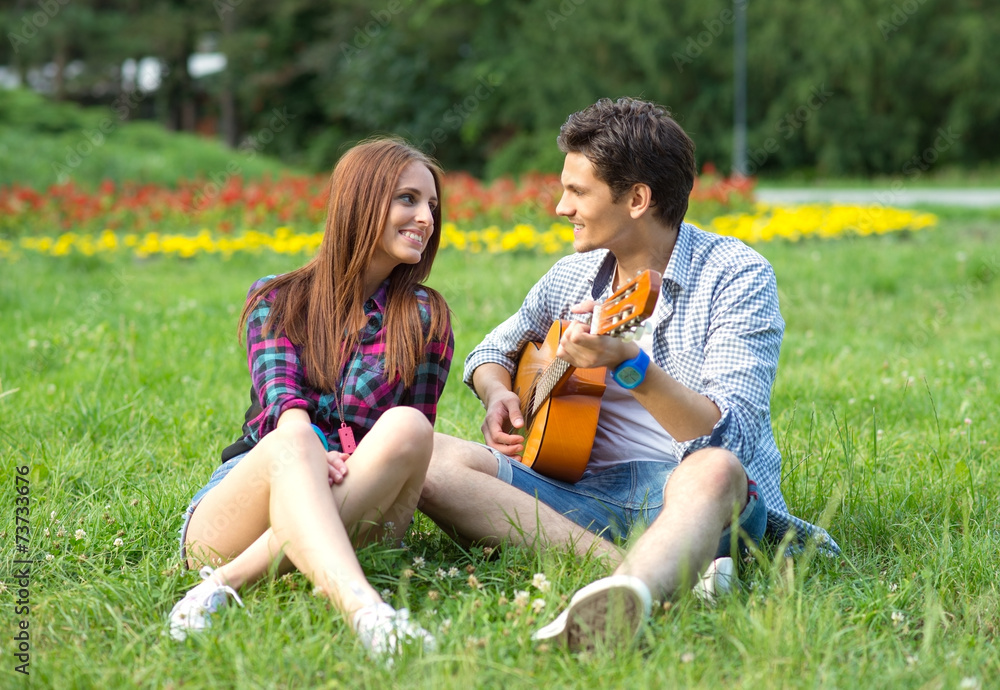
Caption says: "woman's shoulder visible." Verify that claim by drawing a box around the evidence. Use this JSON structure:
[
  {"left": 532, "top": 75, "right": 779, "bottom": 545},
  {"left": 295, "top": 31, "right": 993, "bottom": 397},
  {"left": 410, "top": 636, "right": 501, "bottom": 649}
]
[
  {"left": 248, "top": 274, "right": 280, "bottom": 298},
  {"left": 411, "top": 284, "right": 450, "bottom": 329}
]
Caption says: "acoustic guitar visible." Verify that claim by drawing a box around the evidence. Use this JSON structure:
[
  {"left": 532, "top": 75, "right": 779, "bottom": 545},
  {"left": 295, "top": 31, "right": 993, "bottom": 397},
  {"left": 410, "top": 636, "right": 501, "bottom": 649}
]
[{"left": 512, "top": 269, "right": 662, "bottom": 482}]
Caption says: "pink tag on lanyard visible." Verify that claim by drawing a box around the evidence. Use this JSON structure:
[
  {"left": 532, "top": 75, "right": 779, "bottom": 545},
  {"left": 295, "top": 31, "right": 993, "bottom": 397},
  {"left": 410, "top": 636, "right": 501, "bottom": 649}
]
[{"left": 338, "top": 422, "right": 357, "bottom": 455}]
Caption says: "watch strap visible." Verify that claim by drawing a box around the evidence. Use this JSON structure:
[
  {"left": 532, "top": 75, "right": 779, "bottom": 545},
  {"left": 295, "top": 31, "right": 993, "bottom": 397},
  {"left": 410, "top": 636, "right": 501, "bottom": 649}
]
[{"left": 612, "top": 347, "right": 651, "bottom": 389}]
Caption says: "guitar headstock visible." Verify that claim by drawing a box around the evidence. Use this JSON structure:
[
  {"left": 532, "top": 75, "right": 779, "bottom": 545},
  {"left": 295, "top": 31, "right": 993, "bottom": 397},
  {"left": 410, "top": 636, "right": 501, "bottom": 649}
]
[{"left": 591, "top": 269, "right": 662, "bottom": 339}]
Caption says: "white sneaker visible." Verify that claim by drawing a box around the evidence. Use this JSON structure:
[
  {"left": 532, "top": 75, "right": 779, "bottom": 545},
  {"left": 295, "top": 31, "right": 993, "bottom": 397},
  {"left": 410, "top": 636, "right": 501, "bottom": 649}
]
[
  {"left": 532, "top": 575, "right": 652, "bottom": 652},
  {"left": 692, "top": 557, "right": 736, "bottom": 603},
  {"left": 168, "top": 567, "right": 244, "bottom": 641},
  {"left": 354, "top": 603, "right": 436, "bottom": 657}
]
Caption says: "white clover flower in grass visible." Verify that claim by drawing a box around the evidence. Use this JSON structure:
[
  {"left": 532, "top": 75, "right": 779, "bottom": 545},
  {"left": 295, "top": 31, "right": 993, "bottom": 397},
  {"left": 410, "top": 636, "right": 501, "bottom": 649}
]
[
  {"left": 681, "top": 652, "right": 695, "bottom": 663},
  {"left": 513, "top": 590, "right": 530, "bottom": 608},
  {"left": 468, "top": 575, "right": 481, "bottom": 590},
  {"left": 436, "top": 568, "right": 447, "bottom": 579},
  {"left": 74, "top": 529, "right": 87, "bottom": 541},
  {"left": 412, "top": 556, "right": 425, "bottom": 568},
  {"left": 50, "top": 511, "right": 57, "bottom": 520},
  {"left": 380, "top": 588, "right": 392, "bottom": 600},
  {"left": 531, "top": 598, "right": 545, "bottom": 613},
  {"left": 448, "top": 567, "right": 459, "bottom": 578},
  {"left": 891, "top": 611, "right": 905, "bottom": 626},
  {"left": 45, "top": 554, "right": 54, "bottom": 562},
  {"left": 56, "top": 527, "right": 66, "bottom": 538},
  {"left": 531, "top": 573, "right": 551, "bottom": 592},
  {"left": 113, "top": 538, "right": 124, "bottom": 547},
  {"left": 959, "top": 678, "right": 980, "bottom": 689},
  {"left": 43, "top": 528, "right": 50, "bottom": 537}
]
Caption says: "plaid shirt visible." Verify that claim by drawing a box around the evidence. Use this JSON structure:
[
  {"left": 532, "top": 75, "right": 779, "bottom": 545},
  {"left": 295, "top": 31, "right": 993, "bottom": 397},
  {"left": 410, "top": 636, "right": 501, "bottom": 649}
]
[
  {"left": 465, "top": 223, "right": 839, "bottom": 554},
  {"left": 222, "top": 275, "right": 454, "bottom": 460}
]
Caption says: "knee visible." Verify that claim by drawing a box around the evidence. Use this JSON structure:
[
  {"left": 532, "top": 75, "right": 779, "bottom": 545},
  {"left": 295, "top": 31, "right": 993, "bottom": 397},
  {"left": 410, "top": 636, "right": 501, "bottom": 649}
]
[
  {"left": 375, "top": 406, "right": 433, "bottom": 465},
  {"left": 258, "top": 420, "right": 325, "bottom": 473},
  {"left": 419, "top": 433, "right": 478, "bottom": 506},
  {"left": 666, "top": 447, "right": 747, "bottom": 506}
]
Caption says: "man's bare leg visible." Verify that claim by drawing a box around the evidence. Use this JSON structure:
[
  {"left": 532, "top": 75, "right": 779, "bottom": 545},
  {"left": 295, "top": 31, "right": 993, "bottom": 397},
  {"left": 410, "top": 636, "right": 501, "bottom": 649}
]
[
  {"left": 419, "top": 433, "right": 622, "bottom": 563},
  {"left": 614, "top": 447, "right": 748, "bottom": 598},
  {"left": 533, "top": 447, "right": 748, "bottom": 651}
]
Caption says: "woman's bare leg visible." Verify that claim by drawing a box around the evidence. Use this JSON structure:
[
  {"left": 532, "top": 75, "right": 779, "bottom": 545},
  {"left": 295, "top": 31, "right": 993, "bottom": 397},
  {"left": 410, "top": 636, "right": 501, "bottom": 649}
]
[{"left": 184, "top": 407, "right": 433, "bottom": 619}]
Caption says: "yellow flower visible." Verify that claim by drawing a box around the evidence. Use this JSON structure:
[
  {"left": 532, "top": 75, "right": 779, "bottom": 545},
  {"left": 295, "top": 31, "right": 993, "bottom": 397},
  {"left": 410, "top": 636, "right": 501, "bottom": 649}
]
[{"left": 5, "top": 204, "right": 936, "bottom": 262}]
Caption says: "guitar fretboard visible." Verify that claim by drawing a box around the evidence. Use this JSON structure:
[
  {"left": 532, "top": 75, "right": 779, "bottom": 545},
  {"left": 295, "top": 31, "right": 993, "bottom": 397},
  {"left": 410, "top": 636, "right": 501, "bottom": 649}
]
[{"left": 532, "top": 357, "right": 571, "bottom": 415}]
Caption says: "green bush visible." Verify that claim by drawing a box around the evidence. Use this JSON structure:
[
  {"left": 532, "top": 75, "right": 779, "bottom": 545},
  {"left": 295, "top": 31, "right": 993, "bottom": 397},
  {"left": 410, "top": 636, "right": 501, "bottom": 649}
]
[{"left": 0, "top": 89, "right": 297, "bottom": 190}]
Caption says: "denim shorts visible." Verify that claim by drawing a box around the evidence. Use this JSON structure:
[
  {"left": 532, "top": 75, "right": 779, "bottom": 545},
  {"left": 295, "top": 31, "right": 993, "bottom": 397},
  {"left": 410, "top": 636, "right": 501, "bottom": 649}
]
[
  {"left": 488, "top": 445, "right": 766, "bottom": 558},
  {"left": 177, "top": 452, "right": 249, "bottom": 562}
]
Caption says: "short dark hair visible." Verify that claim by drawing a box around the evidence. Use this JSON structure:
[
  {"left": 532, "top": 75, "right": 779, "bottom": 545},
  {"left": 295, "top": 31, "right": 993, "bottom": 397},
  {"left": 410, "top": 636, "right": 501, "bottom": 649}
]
[{"left": 557, "top": 97, "right": 696, "bottom": 229}]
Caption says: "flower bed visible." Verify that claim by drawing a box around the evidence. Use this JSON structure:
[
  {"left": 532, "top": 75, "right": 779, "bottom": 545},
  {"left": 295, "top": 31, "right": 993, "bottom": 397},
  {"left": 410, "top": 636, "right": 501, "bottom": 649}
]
[
  {"left": 0, "top": 170, "right": 754, "bottom": 238},
  {"left": 2, "top": 205, "right": 935, "bottom": 261},
  {"left": 0, "top": 171, "right": 935, "bottom": 260}
]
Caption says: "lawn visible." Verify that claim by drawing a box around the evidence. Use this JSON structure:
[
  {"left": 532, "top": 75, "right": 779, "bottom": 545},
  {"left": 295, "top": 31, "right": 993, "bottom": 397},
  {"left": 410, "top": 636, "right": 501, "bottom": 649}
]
[{"left": 1, "top": 213, "right": 998, "bottom": 688}]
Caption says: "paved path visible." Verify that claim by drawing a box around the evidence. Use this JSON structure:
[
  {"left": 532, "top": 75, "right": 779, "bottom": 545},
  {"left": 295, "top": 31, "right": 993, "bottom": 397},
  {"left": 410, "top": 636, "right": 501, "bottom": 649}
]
[{"left": 755, "top": 188, "right": 1000, "bottom": 208}]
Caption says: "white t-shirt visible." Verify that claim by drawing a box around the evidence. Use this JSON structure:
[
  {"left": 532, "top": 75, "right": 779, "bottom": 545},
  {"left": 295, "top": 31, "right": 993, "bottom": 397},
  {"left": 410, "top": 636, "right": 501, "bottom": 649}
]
[{"left": 587, "top": 330, "right": 679, "bottom": 473}]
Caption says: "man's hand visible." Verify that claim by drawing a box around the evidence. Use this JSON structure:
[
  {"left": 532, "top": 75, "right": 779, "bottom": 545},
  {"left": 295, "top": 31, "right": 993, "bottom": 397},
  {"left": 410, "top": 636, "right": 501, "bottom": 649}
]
[
  {"left": 481, "top": 389, "right": 526, "bottom": 459},
  {"left": 557, "top": 300, "right": 637, "bottom": 369}
]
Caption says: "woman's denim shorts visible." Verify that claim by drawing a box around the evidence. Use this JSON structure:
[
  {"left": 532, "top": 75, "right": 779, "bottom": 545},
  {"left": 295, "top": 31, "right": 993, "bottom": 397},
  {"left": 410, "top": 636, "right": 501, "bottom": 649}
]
[{"left": 177, "top": 452, "right": 249, "bottom": 563}]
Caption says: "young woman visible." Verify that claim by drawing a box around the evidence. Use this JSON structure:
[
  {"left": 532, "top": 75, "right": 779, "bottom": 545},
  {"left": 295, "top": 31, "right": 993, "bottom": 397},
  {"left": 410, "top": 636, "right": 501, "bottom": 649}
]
[{"left": 170, "top": 138, "right": 454, "bottom": 657}]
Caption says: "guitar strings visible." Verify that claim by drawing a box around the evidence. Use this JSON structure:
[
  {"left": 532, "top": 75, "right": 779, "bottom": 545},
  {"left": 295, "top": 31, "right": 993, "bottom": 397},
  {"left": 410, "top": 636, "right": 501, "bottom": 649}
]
[{"left": 515, "top": 274, "right": 651, "bottom": 418}]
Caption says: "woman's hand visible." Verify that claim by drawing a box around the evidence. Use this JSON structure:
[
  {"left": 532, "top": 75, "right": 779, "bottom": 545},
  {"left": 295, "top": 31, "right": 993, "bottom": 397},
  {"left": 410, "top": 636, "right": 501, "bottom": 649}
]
[{"left": 326, "top": 451, "right": 350, "bottom": 486}]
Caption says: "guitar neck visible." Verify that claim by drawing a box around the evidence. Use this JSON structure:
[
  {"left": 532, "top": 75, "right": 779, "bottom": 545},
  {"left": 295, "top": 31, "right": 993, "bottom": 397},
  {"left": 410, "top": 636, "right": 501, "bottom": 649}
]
[
  {"left": 532, "top": 357, "right": 572, "bottom": 415},
  {"left": 522, "top": 268, "right": 661, "bottom": 417}
]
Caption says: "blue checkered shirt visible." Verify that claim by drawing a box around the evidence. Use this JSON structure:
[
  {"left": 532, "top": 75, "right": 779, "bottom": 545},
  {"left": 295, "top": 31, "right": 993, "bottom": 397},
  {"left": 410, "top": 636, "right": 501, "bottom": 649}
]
[{"left": 464, "top": 223, "right": 839, "bottom": 555}]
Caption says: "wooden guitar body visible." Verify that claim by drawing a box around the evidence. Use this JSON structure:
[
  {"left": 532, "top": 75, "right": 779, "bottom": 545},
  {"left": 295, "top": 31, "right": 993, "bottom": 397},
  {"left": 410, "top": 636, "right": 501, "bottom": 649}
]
[
  {"left": 513, "top": 320, "right": 606, "bottom": 483},
  {"left": 509, "top": 269, "right": 661, "bottom": 484}
]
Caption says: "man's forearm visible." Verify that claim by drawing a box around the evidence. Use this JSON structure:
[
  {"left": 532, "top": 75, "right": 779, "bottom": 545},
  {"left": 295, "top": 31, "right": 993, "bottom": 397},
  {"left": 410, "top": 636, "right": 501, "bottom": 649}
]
[
  {"left": 471, "top": 362, "right": 515, "bottom": 408},
  {"left": 630, "top": 363, "right": 722, "bottom": 442}
]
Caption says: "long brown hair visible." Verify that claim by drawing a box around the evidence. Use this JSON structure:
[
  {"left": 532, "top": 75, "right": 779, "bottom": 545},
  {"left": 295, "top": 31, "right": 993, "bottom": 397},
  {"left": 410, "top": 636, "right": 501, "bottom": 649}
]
[{"left": 238, "top": 137, "right": 450, "bottom": 390}]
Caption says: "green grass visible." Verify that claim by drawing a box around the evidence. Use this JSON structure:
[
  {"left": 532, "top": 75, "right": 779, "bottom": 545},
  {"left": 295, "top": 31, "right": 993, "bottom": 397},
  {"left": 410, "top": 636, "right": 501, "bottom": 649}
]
[{"left": 2, "top": 220, "right": 999, "bottom": 688}]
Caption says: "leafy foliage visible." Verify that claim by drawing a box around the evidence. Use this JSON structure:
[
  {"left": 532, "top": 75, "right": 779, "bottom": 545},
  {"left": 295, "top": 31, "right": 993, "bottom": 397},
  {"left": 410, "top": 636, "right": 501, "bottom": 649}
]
[{"left": 3, "top": 0, "right": 999, "bottom": 176}]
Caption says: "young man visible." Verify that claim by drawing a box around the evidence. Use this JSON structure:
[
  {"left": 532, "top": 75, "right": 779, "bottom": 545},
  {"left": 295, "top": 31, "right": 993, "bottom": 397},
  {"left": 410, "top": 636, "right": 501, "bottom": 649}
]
[{"left": 419, "top": 97, "right": 838, "bottom": 651}]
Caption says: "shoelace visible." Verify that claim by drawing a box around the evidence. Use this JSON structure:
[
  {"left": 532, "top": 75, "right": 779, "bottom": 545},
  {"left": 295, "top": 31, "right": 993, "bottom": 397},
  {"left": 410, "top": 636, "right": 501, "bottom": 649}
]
[{"left": 193, "top": 566, "right": 245, "bottom": 612}]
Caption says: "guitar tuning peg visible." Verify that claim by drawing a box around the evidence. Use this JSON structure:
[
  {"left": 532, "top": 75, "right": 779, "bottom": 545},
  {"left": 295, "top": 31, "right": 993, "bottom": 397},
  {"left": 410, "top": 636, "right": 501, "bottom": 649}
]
[{"left": 621, "top": 330, "right": 635, "bottom": 343}]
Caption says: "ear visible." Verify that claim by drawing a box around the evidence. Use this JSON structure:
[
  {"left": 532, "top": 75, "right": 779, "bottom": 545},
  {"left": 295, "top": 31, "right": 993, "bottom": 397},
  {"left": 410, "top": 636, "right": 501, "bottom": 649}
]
[{"left": 626, "top": 183, "right": 653, "bottom": 219}]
